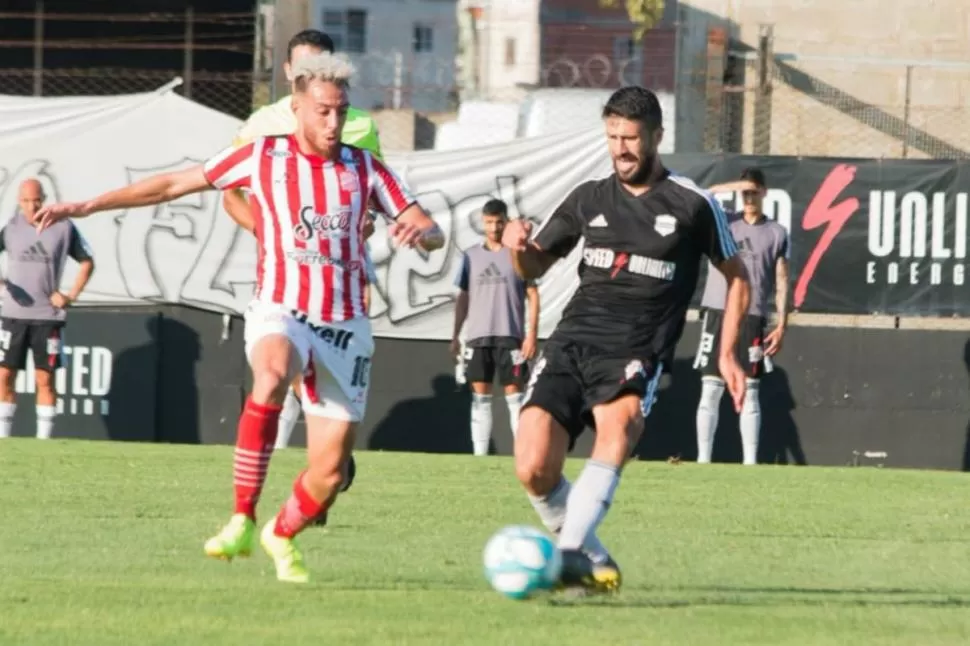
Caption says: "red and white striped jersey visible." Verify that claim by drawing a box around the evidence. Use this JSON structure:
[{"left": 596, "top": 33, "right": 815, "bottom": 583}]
[{"left": 203, "top": 135, "right": 415, "bottom": 323}]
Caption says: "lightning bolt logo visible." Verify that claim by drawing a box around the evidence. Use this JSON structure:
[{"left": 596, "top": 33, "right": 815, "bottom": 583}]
[
  {"left": 793, "top": 164, "right": 861, "bottom": 308},
  {"left": 611, "top": 252, "right": 629, "bottom": 278}
]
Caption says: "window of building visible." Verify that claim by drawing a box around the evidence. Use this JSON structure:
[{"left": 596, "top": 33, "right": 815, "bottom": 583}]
[
  {"left": 413, "top": 24, "right": 434, "bottom": 53},
  {"left": 323, "top": 9, "right": 368, "bottom": 53},
  {"left": 504, "top": 38, "right": 516, "bottom": 66}
]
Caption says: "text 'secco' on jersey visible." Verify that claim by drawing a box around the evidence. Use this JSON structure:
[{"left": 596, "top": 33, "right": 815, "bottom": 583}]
[{"left": 532, "top": 170, "right": 738, "bottom": 359}]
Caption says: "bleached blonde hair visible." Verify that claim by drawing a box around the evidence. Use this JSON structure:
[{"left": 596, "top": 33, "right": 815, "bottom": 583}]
[{"left": 291, "top": 52, "right": 356, "bottom": 92}]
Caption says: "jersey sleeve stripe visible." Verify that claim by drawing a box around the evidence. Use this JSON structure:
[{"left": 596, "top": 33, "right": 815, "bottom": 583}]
[
  {"left": 368, "top": 154, "right": 415, "bottom": 218},
  {"left": 668, "top": 174, "right": 738, "bottom": 259},
  {"left": 203, "top": 142, "right": 254, "bottom": 189},
  {"left": 707, "top": 192, "right": 738, "bottom": 258}
]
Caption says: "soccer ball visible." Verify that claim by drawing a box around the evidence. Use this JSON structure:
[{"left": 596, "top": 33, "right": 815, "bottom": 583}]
[{"left": 482, "top": 525, "right": 562, "bottom": 599}]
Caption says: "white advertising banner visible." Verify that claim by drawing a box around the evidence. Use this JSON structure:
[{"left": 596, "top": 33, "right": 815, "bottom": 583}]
[{"left": 0, "top": 88, "right": 611, "bottom": 340}]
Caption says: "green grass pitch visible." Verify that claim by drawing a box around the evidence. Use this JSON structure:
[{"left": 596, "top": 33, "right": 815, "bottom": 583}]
[{"left": 2, "top": 439, "right": 970, "bottom": 645}]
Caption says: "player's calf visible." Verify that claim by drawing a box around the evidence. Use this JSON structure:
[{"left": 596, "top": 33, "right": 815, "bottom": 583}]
[
  {"left": 34, "top": 369, "right": 58, "bottom": 440},
  {"left": 555, "top": 393, "right": 643, "bottom": 592},
  {"left": 0, "top": 366, "right": 18, "bottom": 439},
  {"left": 262, "top": 417, "right": 355, "bottom": 583}
]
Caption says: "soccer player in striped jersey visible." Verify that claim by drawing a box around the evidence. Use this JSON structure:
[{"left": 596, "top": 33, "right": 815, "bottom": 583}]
[
  {"left": 36, "top": 52, "right": 444, "bottom": 584},
  {"left": 224, "top": 30, "right": 383, "bottom": 519}
]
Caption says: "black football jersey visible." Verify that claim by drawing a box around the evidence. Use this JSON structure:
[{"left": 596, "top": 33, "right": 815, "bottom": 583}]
[{"left": 533, "top": 170, "right": 738, "bottom": 358}]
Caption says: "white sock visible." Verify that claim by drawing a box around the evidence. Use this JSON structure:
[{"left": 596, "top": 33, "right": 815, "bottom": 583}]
[
  {"left": 527, "top": 477, "right": 611, "bottom": 564},
  {"left": 471, "top": 393, "right": 493, "bottom": 456},
  {"left": 504, "top": 392, "right": 522, "bottom": 437},
  {"left": 558, "top": 461, "right": 621, "bottom": 557},
  {"left": 275, "top": 389, "right": 301, "bottom": 449},
  {"left": 740, "top": 379, "right": 761, "bottom": 465},
  {"left": 0, "top": 402, "right": 15, "bottom": 438},
  {"left": 36, "top": 405, "right": 56, "bottom": 440},
  {"left": 696, "top": 377, "right": 724, "bottom": 463}
]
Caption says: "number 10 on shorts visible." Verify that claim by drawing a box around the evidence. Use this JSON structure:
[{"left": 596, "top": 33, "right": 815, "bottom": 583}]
[{"left": 351, "top": 356, "right": 370, "bottom": 388}]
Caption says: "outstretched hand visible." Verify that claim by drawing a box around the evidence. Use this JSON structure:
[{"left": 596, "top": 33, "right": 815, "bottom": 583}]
[
  {"left": 34, "top": 202, "right": 88, "bottom": 232},
  {"left": 501, "top": 219, "right": 533, "bottom": 252},
  {"left": 388, "top": 220, "right": 424, "bottom": 249}
]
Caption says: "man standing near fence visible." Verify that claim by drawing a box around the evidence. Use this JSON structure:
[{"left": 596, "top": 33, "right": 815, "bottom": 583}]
[
  {"left": 451, "top": 199, "right": 539, "bottom": 455},
  {"left": 0, "top": 179, "right": 95, "bottom": 439},
  {"left": 694, "top": 168, "right": 789, "bottom": 465}
]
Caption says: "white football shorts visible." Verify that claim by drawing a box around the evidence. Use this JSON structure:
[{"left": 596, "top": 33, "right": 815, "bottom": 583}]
[{"left": 243, "top": 301, "right": 374, "bottom": 422}]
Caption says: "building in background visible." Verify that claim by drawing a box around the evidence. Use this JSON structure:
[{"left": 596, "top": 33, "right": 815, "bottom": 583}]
[
  {"left": 539, "top": 0, "right": 679, "bottom": 93},
  {"left": 678, "top": 0, "right": 970, "bottom": 158},
  {"left": 458, "top": 0, "right": 541, "bottom": 103},
  {"left": 308, "top": 0, "right": 459, "bottom": 113}
]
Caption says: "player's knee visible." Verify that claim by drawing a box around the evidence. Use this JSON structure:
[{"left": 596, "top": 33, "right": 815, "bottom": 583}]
[
  {"left": 514, "top": 408, "right": 562, "bottom": 495},
  {"left": 34, "top": 370, "right": 55, "bottom": 395},
  {"left": 742, "top": 379, "right": 760, "bottom": 413},
  {"left": 591, "top": 395, "right": 644, "bottom": 464},
  {"left": 0, "top": 368, "right": 16, "bottom": 395},
  {"left": 699, "top": 377, "right": 725, "bottom": 411},
  {"left": 305, "top": 456, "right": 346, "bottom": 494},
  {"left": 251, "top": 367, "right": 291, "bottom": 404}
]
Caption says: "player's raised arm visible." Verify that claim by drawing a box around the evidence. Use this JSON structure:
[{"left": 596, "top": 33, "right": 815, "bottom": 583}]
[
  {"left": 504, "top": 186, "right": 585, "bottom": 281},
  {"left": 36, "top": 142, "right": 255, "bottom": 231},
  {"left": 367, "top": 154, "right": 443, "bottom": 251},
  {"left": 696, "top": 193, "right": 750, "bottom": 411}
]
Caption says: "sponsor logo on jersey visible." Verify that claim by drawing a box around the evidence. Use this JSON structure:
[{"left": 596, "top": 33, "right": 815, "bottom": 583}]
[
  {"left": 654, "top": 214, "right": 677, "bottom": 237},
  {"left": 290, "top": 311, "right": 355, "bottom": 351},
  {"left": 589, "top": 214, "right": 608, "bottom": 228},
  {"left": 476, "top": 261, "right": 507, "bottom": 285},
  {"left": 293, "top": 206, "right": 353, "bottom": 240},
  {"left": 19, "top": 241, "right": 51, "bottom": 264},
  {"left": 266, "top": 148, "right": 292, "bottom": 158},
  {"left": 286, "top": 250, "right": 362, "bottom": 270},
  {"left": 624, "top": 359, "right": 645, "bottom": 382},
  {"left": 583, "top": 247, "right": 676, "bottom": 281}
]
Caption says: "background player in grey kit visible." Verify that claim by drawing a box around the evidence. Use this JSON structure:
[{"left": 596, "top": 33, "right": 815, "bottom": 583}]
[
  {"left": 694, "top": 168, "right": 789, "bottom": 465},
  {"left": 0, "top": 179, "right": 95, "bottom": 439},
  {"left": 451, "top": 199, "right": 539, "bottom": 455}
]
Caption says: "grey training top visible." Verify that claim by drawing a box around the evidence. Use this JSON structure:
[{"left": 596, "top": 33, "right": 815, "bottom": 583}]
[
  {"left": 455, "top": 244, "right": 531, "bottom": 348},
  {"left": 699, "top": 213, "right": 788, "bottom": 317},
  {"left": 0, "top": 214, "right": 93, "bottom": 321}
]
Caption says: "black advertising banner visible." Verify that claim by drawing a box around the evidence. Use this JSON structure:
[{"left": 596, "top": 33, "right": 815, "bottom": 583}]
[
  {"left": 666, "top": 154, "right": 970, "bottom": 316},
  {"left": 8, "top": 309, "right": 158, "bottom": 441}
]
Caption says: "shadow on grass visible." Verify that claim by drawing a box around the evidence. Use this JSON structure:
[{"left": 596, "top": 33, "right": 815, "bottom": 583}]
[{"left": 548, "top": 586, "right": 970, "bottom": 609}]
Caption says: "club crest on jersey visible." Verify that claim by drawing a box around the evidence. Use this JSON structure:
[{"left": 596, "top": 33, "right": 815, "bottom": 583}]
[
  {"left": 624, "top": 360, "right": 645, "bottom": 382},
  {"left": 654, "top": 214, "right": 677, "bottom": 237},
  {"left": 339, "top": 171, "right": 359, "bottom": 193},
  {"left": 293, "top": 206, "right": 352, "bottom": 241}
]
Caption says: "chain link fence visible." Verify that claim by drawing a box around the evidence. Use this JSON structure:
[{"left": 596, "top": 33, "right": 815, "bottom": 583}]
[
  {"left": 0, "top": 67, "right": 261, "bottom": 119},
  {"left": 3, "top": 6, "right": 968, "bottom": 160},
  {"left": 696, "top": 52, "right": 970, "bottom": 159}
]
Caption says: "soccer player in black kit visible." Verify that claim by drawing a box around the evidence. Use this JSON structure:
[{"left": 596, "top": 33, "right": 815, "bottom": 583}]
[{"left": 502, "top": 86, "right": 751, "bottom": 594}]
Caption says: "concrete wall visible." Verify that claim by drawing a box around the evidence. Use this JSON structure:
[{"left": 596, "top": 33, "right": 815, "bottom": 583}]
[{"left": 680, "top": 0, "right": 970, "bottom": 158}]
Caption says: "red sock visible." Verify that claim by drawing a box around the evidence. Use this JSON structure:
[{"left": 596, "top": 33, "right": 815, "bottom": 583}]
[
  {"left": 233, "top": 398, "right": 281, "bottom": 520},
  {"left": 273, "top": 471, "right": 326, "bottom": 538}
]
